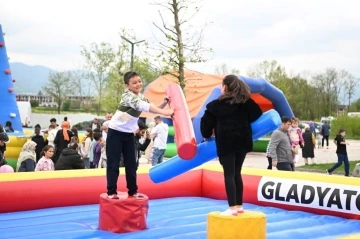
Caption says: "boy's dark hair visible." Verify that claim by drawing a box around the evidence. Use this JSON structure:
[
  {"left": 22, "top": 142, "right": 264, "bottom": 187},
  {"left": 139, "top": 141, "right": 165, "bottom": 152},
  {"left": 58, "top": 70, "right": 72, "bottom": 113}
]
[
  {"left": 94, "top": 132, "right": 102, "bottom": 141},
  {"left": 338, "top": 129, "right": 345, "bottom": 134},
  {"left": 50, "top": 118, "right": 56, "bottom": 123},
  {"left": 138, "top": 120, "right": 148, "bottom": 130},
  {"left": 281, "top": 116, "right": 292, "bottom": 123},
  {"left": 93, "top": 128, "right": 101, "bottom": 133},
  {"left": 0, "top": 132, "right": 9, "bottom": 142},
  {"left": 68, "top": 142, "right": 78, "bottom": 150},
  {"left": 154, "top": 116, "right": 162, "bottom": 121},
  {"left": 124, "top": 71, "right": 139, "bottom": 84},
  {"left": 34, "top": 124, "right": 41, "bottom": 129}
]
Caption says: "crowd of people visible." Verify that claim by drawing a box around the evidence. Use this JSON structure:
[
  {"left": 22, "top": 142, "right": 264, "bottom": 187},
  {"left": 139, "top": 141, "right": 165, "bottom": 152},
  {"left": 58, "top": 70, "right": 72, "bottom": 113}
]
[
  {"left": 0, "top": 109, "right": 170, "bottom": 175},
  {"left": 266, "top": 117, "right": 350, "bottom": 176}
]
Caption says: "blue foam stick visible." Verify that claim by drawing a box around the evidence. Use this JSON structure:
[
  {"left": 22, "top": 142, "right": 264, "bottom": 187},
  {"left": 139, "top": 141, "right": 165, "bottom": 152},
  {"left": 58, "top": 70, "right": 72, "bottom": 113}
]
[{"left": 149, "top": 109, "right": 281, "bottom": 183}]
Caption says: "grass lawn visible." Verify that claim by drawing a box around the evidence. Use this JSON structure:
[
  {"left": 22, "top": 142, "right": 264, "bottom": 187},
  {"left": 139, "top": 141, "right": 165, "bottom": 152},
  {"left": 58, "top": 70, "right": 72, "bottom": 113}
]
[{"left": 297, "top": 160, "right": 360, "bottom": 172}]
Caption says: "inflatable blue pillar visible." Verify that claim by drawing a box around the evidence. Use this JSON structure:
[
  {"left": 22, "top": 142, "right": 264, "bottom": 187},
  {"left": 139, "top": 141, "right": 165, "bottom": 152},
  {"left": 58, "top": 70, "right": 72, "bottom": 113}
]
[{"left": 0, "top": 25, "right": 23, "bottom": 133}]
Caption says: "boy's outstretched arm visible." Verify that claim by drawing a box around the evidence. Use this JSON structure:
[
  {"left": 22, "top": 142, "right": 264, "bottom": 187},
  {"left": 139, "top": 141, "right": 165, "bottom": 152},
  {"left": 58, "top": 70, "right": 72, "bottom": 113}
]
[
  {"left": 149, "top": 104, "right": 174, "bottom": 116},
  {"left": 158, "top": 96, "right": 170, "bottom": 109}
]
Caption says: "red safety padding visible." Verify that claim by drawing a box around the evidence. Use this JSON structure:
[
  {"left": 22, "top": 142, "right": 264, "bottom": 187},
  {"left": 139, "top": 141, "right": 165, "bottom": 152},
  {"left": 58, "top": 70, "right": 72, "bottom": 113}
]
[
  {"left": 0, "top": 42, "right": 4, "bottom": 47},
  {"left": 166, "top": 83, "right": 197, "bottom": 160},
  {"left": 98, "top": 192, "right": 149, "bottom": 234}
]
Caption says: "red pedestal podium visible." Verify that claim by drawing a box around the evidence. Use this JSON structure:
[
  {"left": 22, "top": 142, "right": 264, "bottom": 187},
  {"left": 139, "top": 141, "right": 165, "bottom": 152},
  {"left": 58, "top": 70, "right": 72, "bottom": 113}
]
[{"left": 98, "top": 192, "right": 149, "bottom": 233}]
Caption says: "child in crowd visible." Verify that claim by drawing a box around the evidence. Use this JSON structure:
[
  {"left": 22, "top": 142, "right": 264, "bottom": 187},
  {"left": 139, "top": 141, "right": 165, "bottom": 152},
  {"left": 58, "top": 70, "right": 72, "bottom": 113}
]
[
  {"left": 89, "top": 128, "right": 100, "bottom": 168},
  {"left": 0, "top": 132, "right": 8, "bottom": 166},
  {"left": 99, "top": 121, "right": 109, "bottom": 168},
  {"left": 145, "top": 121, "right": 156, "bottom": 164},
  {"left": 46, "top": 124, "right": 57, "bottom": 147},
  {"left": 288, "top": 117, "right": 304, "bottom": 164},
  {"left": 55, "top": 142, "right": 85, "bottom": 170},
  {"left": 92, "top": 132, "right": 103, "bottom": 168},
  {"left": 106, "top": 71, "right": 173, "bottom": 199},
  {"left": 266, "top": 140, "right": 272, "bottom": 170},
  {"left": 326, "top": 129, "right": 350, "bottom": 176},
  {"left": 81, "top": 128, "right": 93, "bottom": 169},
  {"left": 32, "top": 125, "right": 46, "bottom": 162},
  {"left": 35, "top": 145, "right": 55, "bottom": 171},
  {"left": 317, "top": 132, "right": 323, "bottom": 149}
]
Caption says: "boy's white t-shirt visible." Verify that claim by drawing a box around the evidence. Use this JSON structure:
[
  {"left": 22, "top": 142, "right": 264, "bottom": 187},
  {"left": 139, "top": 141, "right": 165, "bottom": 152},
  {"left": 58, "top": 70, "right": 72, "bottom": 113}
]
[
  {"left": 151, "top": 122, "right": 169, "bottom": 150},
  {"left": 108, "top": 89, "right": 150, "bottom": 133}
]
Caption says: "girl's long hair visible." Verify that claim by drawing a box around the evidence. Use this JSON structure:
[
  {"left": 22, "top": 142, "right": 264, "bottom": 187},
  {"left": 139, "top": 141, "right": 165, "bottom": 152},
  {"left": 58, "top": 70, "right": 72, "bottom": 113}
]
[
  {"left": 41, "top": 145, "right": 54, "bottom": 157},
  {"left": 85, "top": 128, "right": 93, "bottom": 141},
  {"left": 218, "top": 75, "right": 250, "bottom": 104}
]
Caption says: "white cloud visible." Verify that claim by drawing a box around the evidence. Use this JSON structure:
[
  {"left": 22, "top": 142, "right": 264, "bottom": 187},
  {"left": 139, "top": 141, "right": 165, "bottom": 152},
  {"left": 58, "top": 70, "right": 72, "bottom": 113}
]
[{"left": 1, "top": 0, "right": 360, "bottom": 77}]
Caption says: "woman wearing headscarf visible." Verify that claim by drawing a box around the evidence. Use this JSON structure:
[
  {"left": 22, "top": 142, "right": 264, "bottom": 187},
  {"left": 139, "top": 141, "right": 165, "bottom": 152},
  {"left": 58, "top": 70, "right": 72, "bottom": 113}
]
[
  {"left": 53, "top": 121, "right": 74, "bottom": 163},
  {"left": 17, "top": 141, "right": 37, "bottom": 172}
]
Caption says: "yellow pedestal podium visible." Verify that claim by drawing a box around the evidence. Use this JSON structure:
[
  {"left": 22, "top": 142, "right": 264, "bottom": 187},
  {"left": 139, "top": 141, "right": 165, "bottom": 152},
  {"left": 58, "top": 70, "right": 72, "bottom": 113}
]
[{"left": 207, "top": 211, "right": 266, "bottom": 239}]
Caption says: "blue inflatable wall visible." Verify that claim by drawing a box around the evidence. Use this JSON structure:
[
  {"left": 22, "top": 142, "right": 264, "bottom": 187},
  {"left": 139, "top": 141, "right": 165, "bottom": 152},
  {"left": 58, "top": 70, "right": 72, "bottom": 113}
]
[
  {"left": 240, "top": 75, "right": 293, "bottom": 117},
  {"left": 0, "top": 25, "right": 23, "bottom": 133},
  {"left": 150, "top": 109, "right": 281, "bottom": 183},
  {"left": 192, "top": 76, "right": 294, "bottom": 143}
]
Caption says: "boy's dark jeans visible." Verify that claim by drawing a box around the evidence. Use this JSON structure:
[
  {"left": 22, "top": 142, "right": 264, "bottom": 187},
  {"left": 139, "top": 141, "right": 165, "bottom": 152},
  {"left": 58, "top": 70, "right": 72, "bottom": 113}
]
[
  {"left": 106, "top": 128, "right": 138, "bottom": 196},
  {"left": 328, "top": 153, "right": 350, "bottom": 176}
]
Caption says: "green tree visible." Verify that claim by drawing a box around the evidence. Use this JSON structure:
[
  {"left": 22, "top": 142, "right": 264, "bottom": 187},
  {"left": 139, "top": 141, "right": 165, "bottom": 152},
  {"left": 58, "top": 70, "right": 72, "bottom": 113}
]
[
  {"left": 81, "top": 42, "right": 116, "bottom": 115},
  {"left": 62, "top": 100, "right": 71, "bottom": 111},
  {"left": 30, "top": 100, "right": 39, "bottom": 108},
  {"left": 102, "top": 29, "right": 161, "bottom": 112},
  {"left": 342, "top": 72, "right": 359, "bottom": 110},
  {"left": 311, "top": 68, "right": 342, "bottom": 117},
  {"left": 152, "top": 0, "right": 211, "bottom": 92},
  {"left": 214, "top": 63, "right": 240, "bottom": 75},
  {"left": 43, "top": 71, "right": 74, "bottom": 114},
  {"left": 247, "top": 60, "right": 286, "bottom": 83}
]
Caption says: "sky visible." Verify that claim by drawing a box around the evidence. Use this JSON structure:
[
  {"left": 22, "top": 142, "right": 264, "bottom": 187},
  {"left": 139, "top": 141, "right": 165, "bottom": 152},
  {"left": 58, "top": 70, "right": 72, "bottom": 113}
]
[{"left": 1, "top": 0, "right": 360, "bottom": 78}]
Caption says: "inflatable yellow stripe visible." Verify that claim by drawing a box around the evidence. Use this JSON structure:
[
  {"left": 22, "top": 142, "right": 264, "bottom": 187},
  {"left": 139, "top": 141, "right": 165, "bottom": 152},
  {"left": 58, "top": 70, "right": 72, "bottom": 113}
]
[
  {"left": 203, "top": 165, "right": 360, "bottom": 186},
  {"left": 0, "top": 166, "right": 153, "bottom": 182}
]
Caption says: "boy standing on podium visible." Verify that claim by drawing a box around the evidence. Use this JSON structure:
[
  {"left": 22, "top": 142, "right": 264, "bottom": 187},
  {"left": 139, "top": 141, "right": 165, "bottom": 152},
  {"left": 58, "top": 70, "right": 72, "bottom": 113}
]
[{"left": 106, "top": 71, "right": 173, "bottom": 199}]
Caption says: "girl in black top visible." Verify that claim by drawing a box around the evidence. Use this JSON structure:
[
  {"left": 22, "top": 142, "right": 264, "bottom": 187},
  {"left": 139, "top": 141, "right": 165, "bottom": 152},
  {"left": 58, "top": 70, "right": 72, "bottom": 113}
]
[
  {"left": 326, "top": 129, "right": 350, "bottom": 176},
  {"left": 201, "top": 75, "right": 262, "bottom": 216}
]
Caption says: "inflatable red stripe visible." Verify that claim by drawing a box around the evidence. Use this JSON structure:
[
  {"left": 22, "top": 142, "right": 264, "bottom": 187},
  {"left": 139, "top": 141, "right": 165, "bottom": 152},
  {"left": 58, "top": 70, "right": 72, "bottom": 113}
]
[{"left": 166, "top": 83, "right": 197, "bottom": 160}]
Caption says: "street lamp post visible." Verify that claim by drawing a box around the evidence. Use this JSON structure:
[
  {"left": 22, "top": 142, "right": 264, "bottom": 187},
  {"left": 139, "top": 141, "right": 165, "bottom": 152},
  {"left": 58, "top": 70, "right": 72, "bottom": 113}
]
[{"left": 121, "top": 36, "right": 145, "bottom": 71}]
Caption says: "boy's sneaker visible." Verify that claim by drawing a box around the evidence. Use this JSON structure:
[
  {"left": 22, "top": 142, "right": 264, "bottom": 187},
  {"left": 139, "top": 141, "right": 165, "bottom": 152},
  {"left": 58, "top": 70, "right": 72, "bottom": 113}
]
[
  {"left": 108, "top": 194, "right": 119, "bottom": 199},
  {"left": 326, "top": 169, "right": 332, "bottom": 175},
  {"left": 220, "top": 209, "right": 238, "bottom": 216}
]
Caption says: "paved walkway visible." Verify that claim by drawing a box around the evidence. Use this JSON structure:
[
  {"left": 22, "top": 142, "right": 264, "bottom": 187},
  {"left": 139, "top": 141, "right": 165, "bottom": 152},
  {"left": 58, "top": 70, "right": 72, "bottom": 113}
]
[{"left": 139, "top": 140, "right": 360, "bottom": 171}]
